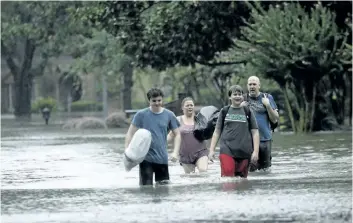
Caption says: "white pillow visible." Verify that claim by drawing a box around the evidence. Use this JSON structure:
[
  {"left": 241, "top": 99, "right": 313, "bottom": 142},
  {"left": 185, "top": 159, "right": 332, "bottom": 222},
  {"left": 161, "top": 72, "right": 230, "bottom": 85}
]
[{"left": 123, "top": 129, "right": 152, "bottom": 172}]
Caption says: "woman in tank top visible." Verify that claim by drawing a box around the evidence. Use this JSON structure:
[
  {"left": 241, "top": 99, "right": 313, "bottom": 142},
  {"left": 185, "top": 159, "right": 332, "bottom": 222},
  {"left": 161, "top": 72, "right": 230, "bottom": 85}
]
[{"left": 168, "top": 97, "right": 209, "bottom": 173}]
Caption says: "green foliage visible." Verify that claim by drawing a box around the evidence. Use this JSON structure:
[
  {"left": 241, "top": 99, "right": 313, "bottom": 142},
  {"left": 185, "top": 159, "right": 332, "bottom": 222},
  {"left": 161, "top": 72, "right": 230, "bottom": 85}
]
[
  {"left": 70, "top": 29, "right": 127, "bottom": 75},
  {"left": 233, "top": 2, "right": 347, "bottom": 84},
  {"left": 31, "top": 97, "right": 57, "bottom": 113},
  {"left": 69, "top": 2, "right": 134, "bottom": 78},
  {"left": 228, "top": 2, "right": 351, "bottom": 132},
  {"left": 70, "top": 100, "right": 103, "bottom": 112},
  {"left": 340, "top": 19, "right": 352, "bottom": 72},
  {"left": 68, "top": 28, "right": 133, "bottom": 99},
  {"left": 1, "top": 2, "right": 89, "bottom": 117},
  {"left": 92, "top": 1, "right": 250, "bottom": 70},
  {"left": 1, "top": 2, "right": 83, "bottom": 58}
]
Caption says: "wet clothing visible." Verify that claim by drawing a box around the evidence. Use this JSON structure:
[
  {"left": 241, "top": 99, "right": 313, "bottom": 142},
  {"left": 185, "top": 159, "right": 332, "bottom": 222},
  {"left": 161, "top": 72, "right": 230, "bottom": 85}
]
[
  {"left": 215, "top": 106, "right": 258, "bottom": 178},
  {"left": 178, "top": 116, "right": 208, "bottom": 165},
  {"left": 132, "top": 108, "right": 180, "bottom": 165},
  {"left": 216, "top": 106, "right": 258, "bottom": 160},
  {"left": 247, "top": 93, "right": 277, "bottom": 142},
  {"left": 249, "top": 140, "right": 272, "bottom": 171},
  {"left": 132, "top": 107, "right": 179, "bottom": 186},
  {"left": 246, "top": 92, "right": 277, "bottom": 170},
  {"left": 139, "top": 160, "right": 169, "bottom": 185},
  {"left": 219, "top": 154, "right": 249, "bottom": 178}
]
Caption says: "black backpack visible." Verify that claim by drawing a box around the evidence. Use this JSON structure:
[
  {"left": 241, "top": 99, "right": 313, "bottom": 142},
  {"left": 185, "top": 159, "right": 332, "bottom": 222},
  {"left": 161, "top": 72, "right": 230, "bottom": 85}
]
[{"left": 243, "top": 93, "right": 278, "bottom": 132}]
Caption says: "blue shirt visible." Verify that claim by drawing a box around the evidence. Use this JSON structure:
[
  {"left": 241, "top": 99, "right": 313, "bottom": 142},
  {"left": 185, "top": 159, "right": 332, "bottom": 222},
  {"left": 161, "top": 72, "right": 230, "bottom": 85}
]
[
  {"left": 247, "top": 93, "right": 277, "bottom": 142},
  {"left": 132, "top": 108, "right": 180, "bottom": 164}
]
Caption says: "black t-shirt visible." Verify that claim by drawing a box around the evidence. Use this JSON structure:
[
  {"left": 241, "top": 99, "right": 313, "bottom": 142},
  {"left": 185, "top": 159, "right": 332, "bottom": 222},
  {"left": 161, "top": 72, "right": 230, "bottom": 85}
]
[{"left": 215, "top": 106, "right": 258, "bottom": 159}]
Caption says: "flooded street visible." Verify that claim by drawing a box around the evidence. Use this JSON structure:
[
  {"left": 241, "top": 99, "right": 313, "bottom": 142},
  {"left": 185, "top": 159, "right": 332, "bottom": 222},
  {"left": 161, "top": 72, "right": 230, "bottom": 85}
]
[{"left": 1, "top": 119, "right": 352, "bottom": 222}]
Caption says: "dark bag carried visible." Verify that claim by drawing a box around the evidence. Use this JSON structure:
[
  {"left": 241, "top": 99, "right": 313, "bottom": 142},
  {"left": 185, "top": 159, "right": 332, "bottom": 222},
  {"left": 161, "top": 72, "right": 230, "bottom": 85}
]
[
  {"left": 193, "top": 106, "right": 220, "bottom": 141},
  {"left": 243, "top": 93, "right": 278, "bottom": 132}
]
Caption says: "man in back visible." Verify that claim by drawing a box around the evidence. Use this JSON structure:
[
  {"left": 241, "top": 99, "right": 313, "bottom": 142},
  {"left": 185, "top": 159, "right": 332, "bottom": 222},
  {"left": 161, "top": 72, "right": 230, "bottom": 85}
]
[
  {"left": 125, "top": 88, "right": 181, "bottom": 185},
  {"left": 243, "top": 76, "right": 279, "bottom": 171}
]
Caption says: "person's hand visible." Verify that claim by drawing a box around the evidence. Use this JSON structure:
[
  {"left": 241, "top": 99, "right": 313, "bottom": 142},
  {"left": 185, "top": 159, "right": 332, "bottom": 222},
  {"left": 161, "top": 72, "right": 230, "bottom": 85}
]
[
  {"left": 170, "top": 152, "right": 179, "bottom": 162},
  {"left": 262, "top": 94, "right": 270, "bottom": 107},
  {"left": 240, "top": 101, "right": 248, "bottom": 107},
  {"left": 208, "top": 150, "right": 215, "bottom": 161},
  {"left": 251, "top": 151, "right": 258, "bottom": 163}
]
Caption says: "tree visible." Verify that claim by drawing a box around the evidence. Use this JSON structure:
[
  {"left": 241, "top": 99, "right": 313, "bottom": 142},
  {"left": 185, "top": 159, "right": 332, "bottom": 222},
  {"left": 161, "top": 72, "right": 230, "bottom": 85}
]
[
  {"left": 232, "top": 2, "right": 349, "bottom": 133},
  {"left": 1, "top": 2, "right": 82, "bottom": 119},
  {"left": 70, "top": 29, "right": 134, "bottom": 112},
  {"left": 340, "top": 19, "right": 352, "bottom": 126},
  {"left": 91, "top": 1, "right": 250, "bottom": 70}
]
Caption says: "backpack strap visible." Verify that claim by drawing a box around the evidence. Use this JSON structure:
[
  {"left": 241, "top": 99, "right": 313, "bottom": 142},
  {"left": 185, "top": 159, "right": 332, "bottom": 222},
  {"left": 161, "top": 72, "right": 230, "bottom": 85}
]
[
  {"left": 243, "top": 106, "right": 251, "bottom": 124},
  {"left": 242, "top": 106, "right": 252, "bottom": 132},
  {"left": 220, "top": 105, "right": 230, "bottom": 132},
  {"left": 220, "top": 105, "right": 251, "bottom": 131}
]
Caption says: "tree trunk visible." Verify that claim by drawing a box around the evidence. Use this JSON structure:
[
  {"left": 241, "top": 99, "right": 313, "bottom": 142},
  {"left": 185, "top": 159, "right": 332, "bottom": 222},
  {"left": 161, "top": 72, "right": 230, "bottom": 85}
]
[
  {"left": 121, "top": 60, "right": 133, "bottom": 110},
  {"left": 282, "top": 83, "right": 297, "bottom": 133},
  {"left": 14, "top": 73, "right": 32, "bottom": 121},
  {"left": 55, "top": 81, "right": 61, "bottom": 111},
  {"left": 66, "top": 93, "right": 72, "bottom": 115},
  {"left": 102, "top": 75, "right": 108, "bottom": 118},
  {"left": 301, "top": 83, "right": 310, "bottom": 133},
  {"left": 190, "top": 65, "right": 201, "bottom": 102},
  {"left": 349, "top": 89, "right": 353, "bottom": 126},
  {"left": 347, "top": 73, "right": 352, "bottom": 126},
  {"left": 309, "top": 84, "right": 317, "bottom": 132},
  {"left": 297, "top": 104, "right": 305, "bottom": 133},
  {"left": 288, "top": 83, "right": 303, "bottom": 133},
  {"left": 135, "top": 71, "right": 148, "bottom": 103},
  {"left": 8, "top": 83, "right": 14, "bottom": 112},
  {"left": 2, "top": 38, "right": 36, "bottom": 120},
  {"left": 212, "top": 77, "right": 226, "bottom": 107},
  {"left": 192, "top": 74, "right": 201, "bottom": 102}
]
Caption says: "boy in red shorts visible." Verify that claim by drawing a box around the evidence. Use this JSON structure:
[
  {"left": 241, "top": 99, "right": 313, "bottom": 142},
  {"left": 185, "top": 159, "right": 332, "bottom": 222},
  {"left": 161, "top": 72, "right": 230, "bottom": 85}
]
[{"left": 208, "top": 85, "right": 259, "bottom": 178}]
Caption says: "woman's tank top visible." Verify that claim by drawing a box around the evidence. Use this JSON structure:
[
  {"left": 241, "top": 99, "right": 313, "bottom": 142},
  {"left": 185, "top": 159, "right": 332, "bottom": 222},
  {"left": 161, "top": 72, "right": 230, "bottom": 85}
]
[{"left": 178, "top": 116, "right": 207, "bottom": 156}]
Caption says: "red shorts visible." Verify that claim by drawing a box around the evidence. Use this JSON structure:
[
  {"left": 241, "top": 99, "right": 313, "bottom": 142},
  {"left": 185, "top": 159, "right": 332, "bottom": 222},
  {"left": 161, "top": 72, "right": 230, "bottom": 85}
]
[{"left": 219, "top": 154, "right": 249, "bottom": 178}]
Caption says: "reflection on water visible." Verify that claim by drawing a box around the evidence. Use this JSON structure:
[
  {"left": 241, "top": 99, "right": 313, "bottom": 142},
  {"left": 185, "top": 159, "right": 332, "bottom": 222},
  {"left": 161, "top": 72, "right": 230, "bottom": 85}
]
[{"left": 1, "top": 123, "right": 352, "bottom": 222}]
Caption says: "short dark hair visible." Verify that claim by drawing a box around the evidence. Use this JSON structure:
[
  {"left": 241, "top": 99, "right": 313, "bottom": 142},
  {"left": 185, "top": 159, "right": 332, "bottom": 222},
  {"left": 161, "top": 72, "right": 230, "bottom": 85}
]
[
  {"left": 228, "top": 85, "right": 243, "bottom": 97},
  {"left": 181, "top": 97, "right": 194, "bottom": 107},
  {"left": 147, "top": 88, "right": 164, "bottom": 100}
]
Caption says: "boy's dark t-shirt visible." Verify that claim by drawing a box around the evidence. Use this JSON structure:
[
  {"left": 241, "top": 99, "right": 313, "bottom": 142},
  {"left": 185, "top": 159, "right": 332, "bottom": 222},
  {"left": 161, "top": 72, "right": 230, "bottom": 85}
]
[{"left": 215, "top": 106, "right": 258, "bottom": 159}]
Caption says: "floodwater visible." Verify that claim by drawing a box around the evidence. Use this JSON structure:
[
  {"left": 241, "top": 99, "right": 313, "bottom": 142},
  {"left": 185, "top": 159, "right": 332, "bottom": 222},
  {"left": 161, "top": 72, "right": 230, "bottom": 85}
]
[{"left": 1, "top": 118, "right": 352, "bottom": 222}]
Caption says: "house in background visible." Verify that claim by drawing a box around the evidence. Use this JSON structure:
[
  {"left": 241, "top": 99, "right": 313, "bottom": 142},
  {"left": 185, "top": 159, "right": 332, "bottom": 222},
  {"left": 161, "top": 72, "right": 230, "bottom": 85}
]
[{"left": 1, "top": 55, "right": 105, "bottom": 114}]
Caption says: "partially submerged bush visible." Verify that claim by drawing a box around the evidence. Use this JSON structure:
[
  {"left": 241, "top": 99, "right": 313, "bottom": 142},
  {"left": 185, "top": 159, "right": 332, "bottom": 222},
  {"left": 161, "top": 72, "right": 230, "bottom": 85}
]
[
  {"left": 76, "top": 117, "right": 107, "bottom": 129},
  {"left": 62, "top": 117, "right": 107, "bottom": 130},
  {"left": 105, "top": 112, "right": 129, "bottom": 128},
  {"left": 62, "top": 119, "right": 82, "bottom": 130}
]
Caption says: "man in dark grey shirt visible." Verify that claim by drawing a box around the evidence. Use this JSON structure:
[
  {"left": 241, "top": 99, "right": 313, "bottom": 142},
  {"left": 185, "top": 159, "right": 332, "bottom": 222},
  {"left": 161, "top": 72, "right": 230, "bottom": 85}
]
[{"left": 209, "top": 85, "right": 260, "bottom": 178}]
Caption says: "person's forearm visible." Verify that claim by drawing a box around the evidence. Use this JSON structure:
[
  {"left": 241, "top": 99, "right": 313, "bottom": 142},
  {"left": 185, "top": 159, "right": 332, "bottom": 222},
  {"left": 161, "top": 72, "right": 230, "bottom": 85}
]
[
  {"left": 125, "top": 133, "right": 133, "bottom": 150},
  {"left": 252, "top": 130, "right": 260, "bottom": 154},
  {"left": 209, "top": 130, "right": 220, "bottom": 152},
  {"left": 172, "top": 132, "right": 181, "bottom": 154},
  {"left": 167, "top": 132, "right": 175, "bottom": 143},
  {"left": 265, "top": 104, "right": 279, "bottom": 123}
]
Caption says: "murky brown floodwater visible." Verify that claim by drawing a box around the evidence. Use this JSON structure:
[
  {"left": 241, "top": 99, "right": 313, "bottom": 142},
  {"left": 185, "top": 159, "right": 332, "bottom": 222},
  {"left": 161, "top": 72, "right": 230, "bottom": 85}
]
[{"left": 1, "top": 118, "right": 352, "bottom": 222}]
